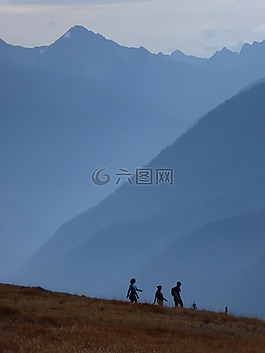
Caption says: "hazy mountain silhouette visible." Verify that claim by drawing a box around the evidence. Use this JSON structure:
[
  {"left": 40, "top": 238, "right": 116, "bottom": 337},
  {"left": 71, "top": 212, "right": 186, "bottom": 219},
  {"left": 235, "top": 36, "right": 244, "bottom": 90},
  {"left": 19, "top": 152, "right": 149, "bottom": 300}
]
[
  {"left": 170, "top": 49, "right": 206, "bottom": 65},
  {"left": 11, "top": 81, "right": 265, "bottom": 319},
  {"left": 137, "top": 210, "right": 265, "bottom": 312},
  {"left": 2, "top": 26, "right": 265, "bottom": 282},
  {"left": 0, "top": 197, "right": 52, "bottom": 278},
  {"left": 0, "top": 38, "right": 45, "bottom": 66},
  {"left": 207, "top": 40, "right": 265, "bottom": 83},
  {"left": 0, "top": 58, "right": 188, "bottom": 278},
  {"left": 215, "top": 244, "right": 265, "bottom": 317},
  {"left": 0, "top": 58, "right": 183, "bottom": 244}
]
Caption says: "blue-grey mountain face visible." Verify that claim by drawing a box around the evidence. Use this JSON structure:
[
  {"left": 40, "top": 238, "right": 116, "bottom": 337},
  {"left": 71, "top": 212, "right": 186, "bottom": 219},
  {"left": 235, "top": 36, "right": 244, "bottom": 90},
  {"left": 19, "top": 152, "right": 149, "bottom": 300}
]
[
  {"left": 219, "top": 248, "right": 265, "bottom": 317},
  {"left": 0, "top": 197, "right": 51, "bottom": 278},
  {"left": 11, "top": 81, "right": 265, "bottom": 319},
  {"left": 138, "top": 210, "right": 265, "bottom": 315},
  {"left": 0, "top": 38, "right": 45, "bottom": 66},
  {"left": 2, "top": 25, "right": 265, "bottom": 284}
]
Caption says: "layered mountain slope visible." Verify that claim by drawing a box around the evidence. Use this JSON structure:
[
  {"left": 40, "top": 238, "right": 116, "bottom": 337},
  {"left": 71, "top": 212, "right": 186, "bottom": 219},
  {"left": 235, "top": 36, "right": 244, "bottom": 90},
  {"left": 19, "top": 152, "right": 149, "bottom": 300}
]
[
  {"left": 215, "top": 247, "right": 265, "bottom": 317},
  {"left": 2, "top": 26, "right": 265, "bottom": 281},
  {"left": 0, "top": 198, "right": 51, "bottom": 278},
  {"left": 1, "top": 60, "right": 177, "bottom": 225},
  {"left": 137, "top": 210, "right": 265, "bottom": 312},
  {"left": 11, "top": 82, "right": 265, "bottom": 318},
  {"left": 1, "top": 59, "right": 184, "bottom": 278}
]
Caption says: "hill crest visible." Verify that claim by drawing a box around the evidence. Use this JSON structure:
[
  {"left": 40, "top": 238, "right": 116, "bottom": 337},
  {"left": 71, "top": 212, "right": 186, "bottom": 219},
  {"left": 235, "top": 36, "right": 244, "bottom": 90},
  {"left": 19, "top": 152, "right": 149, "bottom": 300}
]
[{"left": 1, "top": 283, "right": 265, "bottom": 353}]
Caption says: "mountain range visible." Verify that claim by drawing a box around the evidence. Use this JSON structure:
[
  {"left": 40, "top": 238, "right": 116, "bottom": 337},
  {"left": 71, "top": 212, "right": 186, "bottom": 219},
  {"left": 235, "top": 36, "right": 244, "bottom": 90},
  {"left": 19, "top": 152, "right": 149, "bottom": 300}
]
[
  {"left": 1, "top": 26, "right": 265, "bottom": 308},
  {"left": 10, "top": 79, "right": 265, "bottom": 318}
]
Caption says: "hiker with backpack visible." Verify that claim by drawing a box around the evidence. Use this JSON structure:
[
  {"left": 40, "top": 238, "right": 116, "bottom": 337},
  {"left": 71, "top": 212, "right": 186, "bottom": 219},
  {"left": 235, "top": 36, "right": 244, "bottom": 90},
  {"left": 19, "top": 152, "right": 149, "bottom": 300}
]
[
  {"left": 126, "top": 278, "right": 143, "bottom": 303},
  {"left": 171, "top": 281, "right": 183, "bottom": 307},
  {"left": 153, "top": 285, "right": 168, "bottom": 306}
]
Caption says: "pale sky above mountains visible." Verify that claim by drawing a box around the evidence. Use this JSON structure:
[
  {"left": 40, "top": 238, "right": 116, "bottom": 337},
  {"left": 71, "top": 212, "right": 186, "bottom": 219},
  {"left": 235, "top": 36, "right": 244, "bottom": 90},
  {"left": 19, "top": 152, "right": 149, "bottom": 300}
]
[{"left": 0, "top": 0, "right": 265, "bottom": 57}]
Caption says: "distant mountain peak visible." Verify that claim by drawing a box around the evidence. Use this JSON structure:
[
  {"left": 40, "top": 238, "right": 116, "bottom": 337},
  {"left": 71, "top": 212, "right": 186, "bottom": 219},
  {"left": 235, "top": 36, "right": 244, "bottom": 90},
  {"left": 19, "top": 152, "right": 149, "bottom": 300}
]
[
  {"left": 240, "top": 39, "right": 265, "bottom": 56},
  {"left": 170, "top": 49, "right": 206, "bottom": 66},
  {"left": 208, "top": 46, "right": 238, "bottom": 63},
  {"left": 220, "top": 46, "right": 232, "bottom": 53},
  {"left": 69, "top": 25, "right": 88, "bottom": 32},
  {"left": 68, "top": 25, "right": 89, "bottom": 34},
  {"left": 62, "top": 25, "right": 90, "bottom": 39},
  {"left": 58, "top": 25, "right": 108, "bottom": 46},
  {"left": 215, "top": 46, "right": 234, "bottom": 56}
]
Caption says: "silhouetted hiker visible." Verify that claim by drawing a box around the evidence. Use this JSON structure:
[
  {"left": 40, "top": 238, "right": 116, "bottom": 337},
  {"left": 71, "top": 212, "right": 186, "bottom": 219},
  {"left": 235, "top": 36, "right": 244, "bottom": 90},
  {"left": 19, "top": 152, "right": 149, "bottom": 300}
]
[
  {"left": 126, "top": 278, "right": 143, "bottom": 303},
  {"left": 153, "top": 285, "right": 168, "bottom": 306},
  {"left": 171, "top": 281, "right": 183, "bottom": 307},
  {"left": 225, "top": 306, "right": 228, "bottom": 314}
]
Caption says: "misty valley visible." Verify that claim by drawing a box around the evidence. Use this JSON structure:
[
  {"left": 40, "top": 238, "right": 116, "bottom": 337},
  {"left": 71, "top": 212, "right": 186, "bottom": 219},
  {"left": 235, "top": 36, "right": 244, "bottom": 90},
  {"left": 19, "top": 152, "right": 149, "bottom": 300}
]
[{"left": 1, "top": 25, "right": 265, "bottom": 320}]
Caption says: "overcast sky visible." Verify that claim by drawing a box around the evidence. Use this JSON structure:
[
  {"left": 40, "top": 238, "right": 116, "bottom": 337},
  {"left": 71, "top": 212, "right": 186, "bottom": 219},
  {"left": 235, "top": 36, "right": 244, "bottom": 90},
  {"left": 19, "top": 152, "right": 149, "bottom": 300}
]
[{"left": 1, "top": 0, "right": 265, "bottom": 57}]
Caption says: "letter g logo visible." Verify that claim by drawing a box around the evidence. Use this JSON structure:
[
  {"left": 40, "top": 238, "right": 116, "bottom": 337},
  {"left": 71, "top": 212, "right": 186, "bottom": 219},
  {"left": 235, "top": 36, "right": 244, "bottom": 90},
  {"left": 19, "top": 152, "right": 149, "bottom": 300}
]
[{"left": 91, "top": 168, "right": 111, "bottom": 186}]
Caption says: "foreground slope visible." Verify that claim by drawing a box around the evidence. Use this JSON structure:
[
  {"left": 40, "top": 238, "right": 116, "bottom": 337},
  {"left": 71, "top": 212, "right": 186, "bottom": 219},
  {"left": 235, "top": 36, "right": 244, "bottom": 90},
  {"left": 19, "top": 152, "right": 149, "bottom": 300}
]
[
  {"left": 12, "top": 81, "right": 265, "bottom": 317},
  {"left": 1, "top": 283, "right": 265, "bottom": 353}
]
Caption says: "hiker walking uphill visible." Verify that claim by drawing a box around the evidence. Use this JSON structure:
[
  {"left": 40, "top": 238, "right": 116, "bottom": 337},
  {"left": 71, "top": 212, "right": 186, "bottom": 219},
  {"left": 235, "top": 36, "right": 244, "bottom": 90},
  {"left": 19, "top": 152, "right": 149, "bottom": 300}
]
[
  {"left": 153, "top": 285, "right": 168, "bottom": 306},
  {"left": 126, "top": 278, "right": 143, "bottom": 303},
  {"left": 171, "top": 281, "right": 183, "bottom": 307}
]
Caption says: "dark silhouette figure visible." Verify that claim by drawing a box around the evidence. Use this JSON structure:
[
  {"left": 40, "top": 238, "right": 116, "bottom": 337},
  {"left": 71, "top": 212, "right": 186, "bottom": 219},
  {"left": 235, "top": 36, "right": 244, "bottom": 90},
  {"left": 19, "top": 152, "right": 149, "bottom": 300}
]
[
  {"left": 153, "top": 285, "right": 168, "bottom": 306},
  {"left": 171, "top": 281, "right": 183, "bottom": 307},
  {"left": 192, "top": 302, "right": 197, "bottom": 310},
  {"left": 225, "top": 306, "right": 228, "bottom": 314},
  {"left": 126, "top": 278, "right": 143, "bottom": 303}
]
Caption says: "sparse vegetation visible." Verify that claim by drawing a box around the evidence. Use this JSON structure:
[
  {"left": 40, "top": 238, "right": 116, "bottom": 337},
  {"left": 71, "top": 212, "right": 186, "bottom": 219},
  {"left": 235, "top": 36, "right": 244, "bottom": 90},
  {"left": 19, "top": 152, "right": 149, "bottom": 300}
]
[{"left": 0, "top": 283, "right": 265, "bottom": 352}]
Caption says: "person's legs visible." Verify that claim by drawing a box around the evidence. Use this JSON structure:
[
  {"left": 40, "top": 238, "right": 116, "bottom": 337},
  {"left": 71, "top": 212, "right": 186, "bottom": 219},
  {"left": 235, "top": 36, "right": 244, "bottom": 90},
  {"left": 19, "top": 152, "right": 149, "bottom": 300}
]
[
  {"left": 174, "top": 297, "right": 183, "bottom": 307},
  {"left": 157, "top": 299, "right": 163, "bottom": 306},
  {"left": 130, "top": 293, "right": 138, "bottom": 303}
]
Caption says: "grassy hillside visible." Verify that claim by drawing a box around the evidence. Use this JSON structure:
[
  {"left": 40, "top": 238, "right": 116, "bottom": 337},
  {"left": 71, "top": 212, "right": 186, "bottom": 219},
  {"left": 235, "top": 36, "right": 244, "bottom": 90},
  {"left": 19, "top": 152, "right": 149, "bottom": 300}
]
[{"left": 0, "top": 284, "right": 265, "bottom": 352}]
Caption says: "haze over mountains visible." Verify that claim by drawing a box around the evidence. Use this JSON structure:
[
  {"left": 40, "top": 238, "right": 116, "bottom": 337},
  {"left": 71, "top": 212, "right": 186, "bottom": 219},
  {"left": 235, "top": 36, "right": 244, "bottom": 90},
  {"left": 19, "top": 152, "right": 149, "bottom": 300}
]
[
  {"left": 11, "top": 79, "right": 265, "bottom": 318},
  {"left": 1, "top": 25, "right": 265, "bottom": 308}
]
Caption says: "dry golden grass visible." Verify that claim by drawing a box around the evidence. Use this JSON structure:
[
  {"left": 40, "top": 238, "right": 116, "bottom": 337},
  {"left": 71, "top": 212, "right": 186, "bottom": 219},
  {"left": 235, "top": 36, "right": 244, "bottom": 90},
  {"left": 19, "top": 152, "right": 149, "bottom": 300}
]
[{"left": 0, "top": 283, "right": 265, "bottom": 353}]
